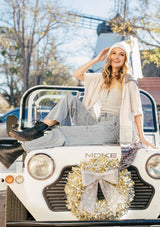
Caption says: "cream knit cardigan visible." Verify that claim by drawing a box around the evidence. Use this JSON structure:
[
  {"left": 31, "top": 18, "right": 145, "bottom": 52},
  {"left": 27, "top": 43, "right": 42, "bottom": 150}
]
[{"left": 82, "top": 73, "right": 143, "bottom": 145}]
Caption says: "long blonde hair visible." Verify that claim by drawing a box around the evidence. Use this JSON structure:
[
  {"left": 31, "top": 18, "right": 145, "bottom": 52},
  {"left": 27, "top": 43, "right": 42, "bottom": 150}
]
[{"left": 101, "top": 50, "right": 129, "bottom": 90}]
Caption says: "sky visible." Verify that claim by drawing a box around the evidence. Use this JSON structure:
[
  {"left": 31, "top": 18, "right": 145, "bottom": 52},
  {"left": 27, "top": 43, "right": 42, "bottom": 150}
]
[
  {"left": 59, "top": 0, "right": 115, "bottom": 18},
  {"left": 56, "top": 0, "right": 116, "bottom": 71}
]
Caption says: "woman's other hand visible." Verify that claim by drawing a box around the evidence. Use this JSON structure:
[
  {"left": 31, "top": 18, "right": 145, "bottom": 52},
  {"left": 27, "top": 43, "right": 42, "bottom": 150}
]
[{"left": 140, "top": 137, "right": 158, "bottom": 149}]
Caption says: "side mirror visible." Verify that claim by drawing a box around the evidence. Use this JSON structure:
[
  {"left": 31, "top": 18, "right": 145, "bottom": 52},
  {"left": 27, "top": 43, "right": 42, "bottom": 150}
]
[{"left": 6, "top": 115, "right": 19, "bottom": 136}]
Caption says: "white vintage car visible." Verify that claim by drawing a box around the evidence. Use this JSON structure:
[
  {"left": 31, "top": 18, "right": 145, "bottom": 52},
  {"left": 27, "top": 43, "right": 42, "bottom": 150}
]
[{"left": 0, "top": 85, "right": 160, "bottom": 227}]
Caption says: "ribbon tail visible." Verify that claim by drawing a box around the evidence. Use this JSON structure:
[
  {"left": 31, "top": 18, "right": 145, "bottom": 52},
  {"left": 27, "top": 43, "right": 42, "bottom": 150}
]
[
  {"left": 79, "top": 181, "right": 98, "bottom": 214},
  {"left": 99, "top": 180, "right": 123, "bottom": 206}
]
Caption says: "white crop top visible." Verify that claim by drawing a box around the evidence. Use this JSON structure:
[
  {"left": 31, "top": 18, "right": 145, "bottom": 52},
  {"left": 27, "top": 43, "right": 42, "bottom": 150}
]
[{"left": 100, "top": 86, "right": 122, "bottom": 114}]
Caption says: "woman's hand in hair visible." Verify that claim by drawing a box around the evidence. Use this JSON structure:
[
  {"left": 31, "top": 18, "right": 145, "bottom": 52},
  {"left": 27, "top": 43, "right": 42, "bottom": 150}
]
[
  {"left": 73, "top": 47, "right": 110, "bottom": 81},
  {"left": 95, "top": 48, "right": 110, "bottom": 62}
]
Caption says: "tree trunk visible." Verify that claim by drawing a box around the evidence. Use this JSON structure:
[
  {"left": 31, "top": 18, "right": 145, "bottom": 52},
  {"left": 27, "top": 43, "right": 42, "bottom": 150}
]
[{"left": 23, "top": 52, "right": 31, "bottom": 92}]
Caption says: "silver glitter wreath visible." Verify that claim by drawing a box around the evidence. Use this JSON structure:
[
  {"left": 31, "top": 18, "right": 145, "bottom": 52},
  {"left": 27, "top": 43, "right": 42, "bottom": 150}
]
[{"left": 65, "top": 155, "right": 134, "bottom": 220}]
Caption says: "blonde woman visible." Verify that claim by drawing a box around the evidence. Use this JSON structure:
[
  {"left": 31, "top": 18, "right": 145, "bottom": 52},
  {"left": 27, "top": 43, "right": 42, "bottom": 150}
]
[{"left": 1, "top": 41, "right": 156, "bottom": 168}]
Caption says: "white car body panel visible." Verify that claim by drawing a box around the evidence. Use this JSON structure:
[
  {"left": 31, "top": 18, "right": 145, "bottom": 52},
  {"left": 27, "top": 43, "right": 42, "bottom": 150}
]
[{"left": 1, "top": 146, "right": 160, "bottom": 221}]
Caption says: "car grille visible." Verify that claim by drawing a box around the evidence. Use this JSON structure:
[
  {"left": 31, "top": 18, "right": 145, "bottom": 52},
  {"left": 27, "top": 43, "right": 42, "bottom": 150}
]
[
  {"left": 128, "top": 165, "right": 155, "bottom": 209},
  {"left": 43, "top": 165, "right": 155, "bottom": 212}
]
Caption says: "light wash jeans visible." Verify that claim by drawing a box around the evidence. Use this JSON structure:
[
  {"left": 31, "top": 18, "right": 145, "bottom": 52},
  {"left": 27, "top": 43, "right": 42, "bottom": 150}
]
[{"left": 22, "top": 95, "right": 120, "bottom": 152}]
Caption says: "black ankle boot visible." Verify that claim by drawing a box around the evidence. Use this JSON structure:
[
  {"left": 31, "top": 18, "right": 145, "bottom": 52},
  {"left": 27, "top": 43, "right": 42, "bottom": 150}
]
[
  {"left": 0, "top": 142, "right": 24, "bottom": 169},
  {"left": 9, "top": 121, "right": 48, "bottom": 142}
]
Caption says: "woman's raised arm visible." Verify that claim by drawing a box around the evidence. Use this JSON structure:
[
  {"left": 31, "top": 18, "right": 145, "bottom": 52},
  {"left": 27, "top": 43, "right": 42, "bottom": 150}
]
[{"left": 73, "top": 48, "right": 110, "bottom": 81}]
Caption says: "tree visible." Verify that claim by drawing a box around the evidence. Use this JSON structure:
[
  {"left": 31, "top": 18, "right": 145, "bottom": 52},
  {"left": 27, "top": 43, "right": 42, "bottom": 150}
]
[
  {"left": 0, "top": 27, "right": 23, "bottom": 107},
  {"left": 0, "top": 0, "right": 72, "bottom": 92},
  {"left": 0, "top": 61, "right": 23, "bottom": 107},
  {"left": 0, "top": 28, "right": 76, "bottom": 107},
  {"left": 110, "top": 0, "right": 160, "bottom": 68},
  {"left": 29, "top": 37, "right": 77, "bottom": 87}
]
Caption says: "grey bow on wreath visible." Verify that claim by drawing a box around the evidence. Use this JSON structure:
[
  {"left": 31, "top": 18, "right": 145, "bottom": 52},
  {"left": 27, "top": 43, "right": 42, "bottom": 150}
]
[{"left": 79, "top": 169, "right": 124, "bottom": 214}]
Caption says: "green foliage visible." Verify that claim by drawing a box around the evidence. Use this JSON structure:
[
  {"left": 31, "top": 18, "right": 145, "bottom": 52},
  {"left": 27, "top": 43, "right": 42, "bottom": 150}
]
[
  {"left": 1, "top": 50, "right": 6, "bottom": 56},
  {"left": 142, "top": 48, "right": 160, "bottom": 67}
]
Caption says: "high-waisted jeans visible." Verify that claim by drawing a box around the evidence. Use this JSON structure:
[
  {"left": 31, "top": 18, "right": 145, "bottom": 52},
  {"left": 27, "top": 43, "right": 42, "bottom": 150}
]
[{"left": 23, "top": 95, "right": 120, "bottom": 152}]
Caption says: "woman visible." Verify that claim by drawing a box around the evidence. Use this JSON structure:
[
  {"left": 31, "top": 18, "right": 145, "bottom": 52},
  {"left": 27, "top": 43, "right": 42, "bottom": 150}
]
[{"left": 0, "top": 41, "right": 156, "bottom": 168}]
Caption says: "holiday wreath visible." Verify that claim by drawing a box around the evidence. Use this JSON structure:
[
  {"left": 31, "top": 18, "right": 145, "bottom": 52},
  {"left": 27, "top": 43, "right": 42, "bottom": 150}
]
[{"left": 65, "top": 155, "right": 134, "bottom": 220}]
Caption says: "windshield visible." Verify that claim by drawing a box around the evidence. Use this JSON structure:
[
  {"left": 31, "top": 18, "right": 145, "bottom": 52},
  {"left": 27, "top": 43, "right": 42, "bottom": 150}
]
[
  {"left": 140, "top": 91, "right": 157, "bottom": 132},
  {"left": 20, "top": 86, "right": 84, "bottom": 129},
  {"left": 19, "top": 86, "right": 158, "bottom": 133}
]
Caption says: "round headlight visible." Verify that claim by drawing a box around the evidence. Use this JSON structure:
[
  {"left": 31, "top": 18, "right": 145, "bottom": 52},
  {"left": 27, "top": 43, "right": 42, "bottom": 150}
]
[
  {"left": 146, "top": 154, "right": 160, "bottom": 179},
  {"left": 28, "top": 154, "right": 55, "bottom": 180}
]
